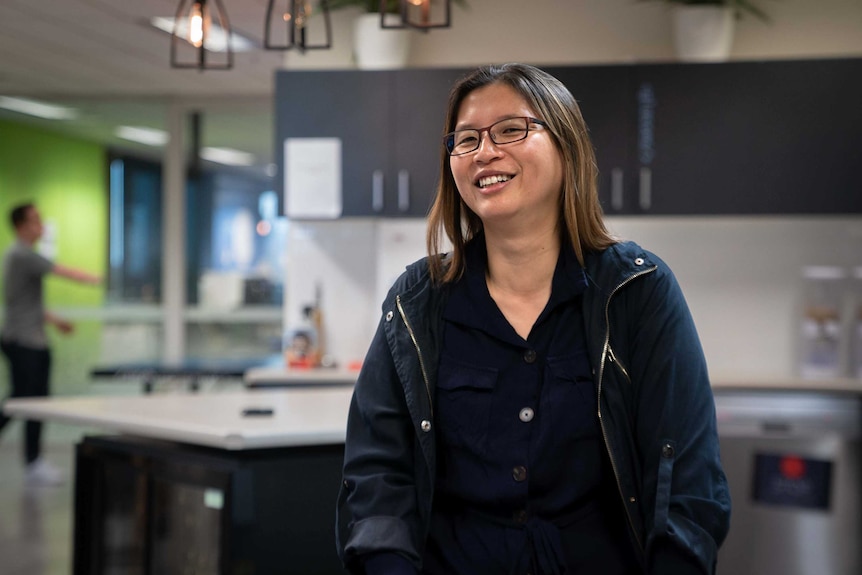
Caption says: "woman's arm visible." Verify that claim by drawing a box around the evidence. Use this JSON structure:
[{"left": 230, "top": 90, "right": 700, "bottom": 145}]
[
  {"left": 625, "top": 261, "right": 731, "bottom": 575},
  {"left": 337, "top": 316, "right": 425, "bottom": 573}
]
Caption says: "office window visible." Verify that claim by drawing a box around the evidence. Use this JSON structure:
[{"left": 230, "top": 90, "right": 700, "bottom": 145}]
[{"left": 107, "top": 154, "right": 285, "bottom": 307}]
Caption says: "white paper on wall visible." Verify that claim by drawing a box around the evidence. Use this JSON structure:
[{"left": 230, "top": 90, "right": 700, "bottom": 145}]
[{"left": 284, "top": 138, "right": 342, "bottom": 219}]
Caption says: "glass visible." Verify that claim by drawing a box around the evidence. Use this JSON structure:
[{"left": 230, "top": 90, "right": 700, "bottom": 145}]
[{"left": 444, "top": 116, "right": 547, "bottom": 156}]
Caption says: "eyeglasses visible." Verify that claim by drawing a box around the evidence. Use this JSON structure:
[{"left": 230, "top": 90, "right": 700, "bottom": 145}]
[{"left": 444, "top": 116, "right": 547, "bottom": 156}]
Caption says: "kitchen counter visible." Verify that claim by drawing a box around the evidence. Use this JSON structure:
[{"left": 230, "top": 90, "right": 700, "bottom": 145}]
[
  {"left": 711, "top": 375, "right": 862, "bottom": 395},
  {"left": 244, "top": 365, "right": 862, "bottom": 395},
  {"left": 2, "top": 387, "right": 353, "bottom": 450},
  {"left": 244, "top": 366, "right": 359, "bottom": 388}
]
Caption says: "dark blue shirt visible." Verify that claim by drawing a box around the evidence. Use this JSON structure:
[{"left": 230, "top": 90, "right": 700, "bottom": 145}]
[{"left": 423, "top": 236, "right": 639, "bottom": 575}]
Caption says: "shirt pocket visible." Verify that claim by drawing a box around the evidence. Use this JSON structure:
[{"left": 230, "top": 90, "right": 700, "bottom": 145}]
[
  {"left": 435, "top": 360, "right": 498, "bottom": 452},
  {"left": 545, "top": 353, "right": 600, "bottom": 440}
]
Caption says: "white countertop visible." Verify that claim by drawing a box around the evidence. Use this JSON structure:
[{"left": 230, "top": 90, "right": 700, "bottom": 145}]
[
  {"left": 2, "top": 387, "right": 354, "bottom": 450},
  {"left": 243, "top": 366, "right": 862, "bottom": 394},
  {"left": 710, "top": 374, "right": 862, "bottom": 394},
  {"left": 244, "top": 366, "right": 359, "bottom": 386}
]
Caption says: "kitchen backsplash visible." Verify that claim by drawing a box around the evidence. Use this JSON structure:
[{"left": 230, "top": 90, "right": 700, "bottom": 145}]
[{"left": 285, "top": 216, "right": 862, "bottom": 380}]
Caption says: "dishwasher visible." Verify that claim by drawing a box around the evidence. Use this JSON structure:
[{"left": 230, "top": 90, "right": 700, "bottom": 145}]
[{"left": 714, "top": 390, "right": 861, "bottom": 575}]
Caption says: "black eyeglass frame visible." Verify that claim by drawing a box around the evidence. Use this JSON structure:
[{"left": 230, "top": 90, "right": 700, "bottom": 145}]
[{"left": 443, "top": 116, "right": 547, "bottom": 156}]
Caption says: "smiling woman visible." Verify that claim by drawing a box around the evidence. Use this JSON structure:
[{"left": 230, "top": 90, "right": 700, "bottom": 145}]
[{"left": 336, "top": 63, "right": 731, "bottom": 575}]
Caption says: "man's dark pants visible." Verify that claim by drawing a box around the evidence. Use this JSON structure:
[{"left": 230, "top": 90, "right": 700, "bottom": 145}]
[{"left": 0, "top": 340, "right": 51, "bottom": 464}]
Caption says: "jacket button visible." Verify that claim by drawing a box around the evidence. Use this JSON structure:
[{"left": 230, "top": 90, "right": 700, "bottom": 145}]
[
  {"left": 512, "top": 466, "right": 527, "bottom": 482},
  {"left": 634, "top": 257, "right": 644, "bottom": 266},
  {"left": 662, "top": 443, "right": 674, "bottom": 458},
  {"left": 385, "top": 311, "right": 394, "bottom": 321},
  {"left": 513, "top": 509, "right": 528, "bottom": 524},
  {"left": 519, "top": 407, "right": 534, "bottom": 422},
  {"left": 523, "top": 349, "right": 537, "bottom": 364},
  {"left": 420, "top": 420, "right": 432, "bottom": 432}
]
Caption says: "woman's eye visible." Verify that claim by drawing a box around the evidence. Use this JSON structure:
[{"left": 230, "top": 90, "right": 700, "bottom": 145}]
[{"left": 456, "top": 134, "right": 478, "bottom": 146}]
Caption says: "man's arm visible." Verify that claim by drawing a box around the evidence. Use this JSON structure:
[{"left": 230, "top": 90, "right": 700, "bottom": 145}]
[
  {"left": 52, "top": 264, "right": 101, "bottom": 285},
  {"left": 44, "top": 311, "right": 74, "bottom": 334}
]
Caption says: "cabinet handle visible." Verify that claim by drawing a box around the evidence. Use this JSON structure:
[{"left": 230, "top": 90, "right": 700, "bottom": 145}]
[
  {"left": 372, "top": 170, "right": 384, "bottom": 212},
  {"left": 611, "top": 168, "right": 624, "bottom": 211},
  {"left": 397, "top": 170, "right": 410, "bottom": 212},
  {"left": 639, "top": 167, "right": 652, "bottom": 211}
]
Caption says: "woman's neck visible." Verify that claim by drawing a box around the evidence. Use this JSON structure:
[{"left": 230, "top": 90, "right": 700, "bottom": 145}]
[{"left": 483, "top": 223, "right": 561, "bottom": 296}]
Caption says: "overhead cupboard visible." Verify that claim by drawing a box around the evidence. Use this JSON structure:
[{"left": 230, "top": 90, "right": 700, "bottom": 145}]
[
  {"left": 275, "top": 58, "right": 862, "bottom": 218},
  {"left": 275, "top": 68, "right": 467, "bottom": 218}
]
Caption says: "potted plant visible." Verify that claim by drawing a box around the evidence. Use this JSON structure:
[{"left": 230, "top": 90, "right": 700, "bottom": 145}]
[
  {"left": 639, "top": 0, "right": 772, "bottom": 61},
  {"left": 325, "top": 0, "right": 467, "bottom": 69}
]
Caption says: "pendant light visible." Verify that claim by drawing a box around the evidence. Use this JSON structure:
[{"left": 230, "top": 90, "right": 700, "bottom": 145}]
[
  {"left": 171, "top": 0, "right": 233, "bottom": 70},
  {"left": 264, "top": 0, "right": 333, "bottom": 51},
  {"left": 380, "top": 0, "right": 451, "bottom": 31}
]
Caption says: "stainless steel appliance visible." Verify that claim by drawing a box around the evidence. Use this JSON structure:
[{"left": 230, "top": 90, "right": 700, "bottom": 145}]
[{"left": 715, "top": 390, "right": 861, "bottom": 575}]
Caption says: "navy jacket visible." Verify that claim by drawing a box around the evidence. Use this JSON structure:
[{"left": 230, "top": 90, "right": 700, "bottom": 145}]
[{"left": 336, "top": 240, "right": 731, "bottom": 574}]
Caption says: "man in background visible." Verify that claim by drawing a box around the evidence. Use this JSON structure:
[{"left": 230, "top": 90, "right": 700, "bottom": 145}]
[{"left": 0, "top": 202, "right": 101, "bottom": 486}]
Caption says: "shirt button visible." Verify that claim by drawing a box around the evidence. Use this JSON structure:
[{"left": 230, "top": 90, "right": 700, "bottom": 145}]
[
  {"left": 519, "top": 407, "right": 534, "bottom": 422},
  {"left": 512, "top": 465, "right": 527, "bottom": 482},
  {"left": 523, "top": 349, "right": 537, "bottom": 364},
  {"left": 513, "top": 509, "right": 528, "bottom": 524}
]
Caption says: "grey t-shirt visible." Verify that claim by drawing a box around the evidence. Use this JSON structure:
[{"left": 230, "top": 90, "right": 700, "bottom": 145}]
[{"left": 1, "top": 240, "right": 54, "bottom": 349}]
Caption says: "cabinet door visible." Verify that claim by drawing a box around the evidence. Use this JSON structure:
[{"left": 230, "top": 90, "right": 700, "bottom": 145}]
[
  {"left": 545, "top": 65, "right": 635, "bottom": 215},
  {"left": 275, "top": 70, "right": 391, "bottom": 217},
  {"left": 392, "top": 68, "right": 468, "bottom": 217},
  {"left": 636, "top": 59, "right": 862, "bottom": 214}
]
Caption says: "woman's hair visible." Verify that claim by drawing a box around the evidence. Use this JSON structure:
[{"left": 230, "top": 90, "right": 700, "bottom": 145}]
[{"left": 426, "top": 63, "right": 617, "bottom": 283}]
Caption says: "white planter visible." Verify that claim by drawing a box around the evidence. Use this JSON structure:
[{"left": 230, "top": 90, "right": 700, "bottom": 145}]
[
  {"left": 672, "top": 5, "right": 734, "bottom": 62},
  {"left": 352, "top": 13, "right": 411, "bottom": 70}
]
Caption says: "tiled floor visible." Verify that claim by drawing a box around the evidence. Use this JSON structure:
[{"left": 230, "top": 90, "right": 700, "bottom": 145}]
[{"left": 0, "top": 425, "right": 80, "bottom": 575}]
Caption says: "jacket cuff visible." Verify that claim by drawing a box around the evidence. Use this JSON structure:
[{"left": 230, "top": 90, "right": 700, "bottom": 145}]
[
  {"left": 363, "top": 552, "right": 419, "bottom": 575},
  {"left": 648, "top": 538, "right": 708, "bottom": 575}
]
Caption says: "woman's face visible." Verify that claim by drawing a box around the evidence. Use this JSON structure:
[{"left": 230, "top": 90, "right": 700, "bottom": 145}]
[{"left": 449, "top": 83, "right": 564, "bottom": 231}]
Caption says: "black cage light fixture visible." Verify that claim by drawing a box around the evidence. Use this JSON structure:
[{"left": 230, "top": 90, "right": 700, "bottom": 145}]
[
  {"left": 264, "top": 0, "right": 333, "bottom": 51},
  {"left": 171, "top": 0, "right": 234, "bottom": 70},
  {"left": 380, "top": 0, "right": 452, "bottom": 31}
]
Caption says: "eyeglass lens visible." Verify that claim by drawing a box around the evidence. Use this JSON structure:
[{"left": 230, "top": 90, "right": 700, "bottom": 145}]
[{"left": 445, "top": 117, "right": 537, "bottom": 156}]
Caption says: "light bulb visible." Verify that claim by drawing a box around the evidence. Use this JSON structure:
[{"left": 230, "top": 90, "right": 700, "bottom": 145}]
[{"left": 187, "top": 1, "right": 212, "bottom": 48}]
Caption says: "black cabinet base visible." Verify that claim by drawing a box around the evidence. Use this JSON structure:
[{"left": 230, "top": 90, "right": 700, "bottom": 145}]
[{"left": 73, "top": 435, "right": 345, "bottom": 575}]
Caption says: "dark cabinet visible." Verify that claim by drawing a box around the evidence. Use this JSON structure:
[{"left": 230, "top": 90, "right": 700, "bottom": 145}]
[
  {"left": 275, "top": 70, "right": 389, "bottom": 217},
  {"left": 544, "top": 65, "right": 635, "bottom": 215},
  {"left": 633, "top": 58, "right": 862, "bottom": 214},
  {"left": 74, "top": 435, "right": 345, "bottom": 575},
  {"left": 276, "top": 68, "right": 467, "bottom": 218},
  {"left": 277, "top": 59, "right": 862, "bottom": 218}
]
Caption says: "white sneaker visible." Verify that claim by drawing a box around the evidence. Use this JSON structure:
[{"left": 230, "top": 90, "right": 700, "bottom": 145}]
[{"left": 25, "top": 458, "right": 65, "bottom": 486}]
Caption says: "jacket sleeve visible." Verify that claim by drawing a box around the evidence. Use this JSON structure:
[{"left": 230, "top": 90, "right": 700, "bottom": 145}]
[
  {"left": 621, "top": 257, "right": 731, "bottom": 574},
  {"left": 336, "top": 312, "right": 424, "bottom": 573}
]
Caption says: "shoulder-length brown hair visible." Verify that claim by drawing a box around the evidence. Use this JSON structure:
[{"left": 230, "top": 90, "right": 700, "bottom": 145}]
[{"left": 426, "top": 63, "right": 617, "bottom": 284}]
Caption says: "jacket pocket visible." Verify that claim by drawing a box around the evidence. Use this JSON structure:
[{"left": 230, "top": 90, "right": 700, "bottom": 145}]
[
  {"left": 653, "top": 439, "right": 676, "bottom": 532},
  {"left": 435, "top": 360, "right": 498, "bottom": 451}
]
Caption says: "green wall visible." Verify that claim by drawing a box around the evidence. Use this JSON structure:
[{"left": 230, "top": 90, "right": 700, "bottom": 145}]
[{"left": 0, "top": 118, "right": 107, "bottom": 397}]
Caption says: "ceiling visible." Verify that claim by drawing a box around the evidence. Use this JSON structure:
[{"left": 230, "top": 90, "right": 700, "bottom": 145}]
[{"left": 0, "top": 0, "right": 296, "bottom": 173}]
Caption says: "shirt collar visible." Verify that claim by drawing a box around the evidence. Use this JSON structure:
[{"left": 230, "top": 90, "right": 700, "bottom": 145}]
[{"left": 443, "top": 233, "right": 588, "bottom": 334}]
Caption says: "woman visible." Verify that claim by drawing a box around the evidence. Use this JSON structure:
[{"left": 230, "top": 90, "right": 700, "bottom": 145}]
[{"left": 336, "top": 63, "right": 730, "bottom": 575}]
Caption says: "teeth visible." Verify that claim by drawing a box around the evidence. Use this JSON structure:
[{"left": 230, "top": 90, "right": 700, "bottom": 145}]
[{"left": 478, "top": 174, "right": 512, "bottom": 188}]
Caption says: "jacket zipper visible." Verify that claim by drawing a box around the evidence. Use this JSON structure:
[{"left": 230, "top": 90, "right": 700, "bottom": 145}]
[
  {"left": 606, "top": 346, "right": 630, "bottom": 382},
  {"left": 597, "top": 265, "right": 656, "bottom": 554},
  {"left": 396, "top": 295, "right": 434, "bottom": 417}
]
